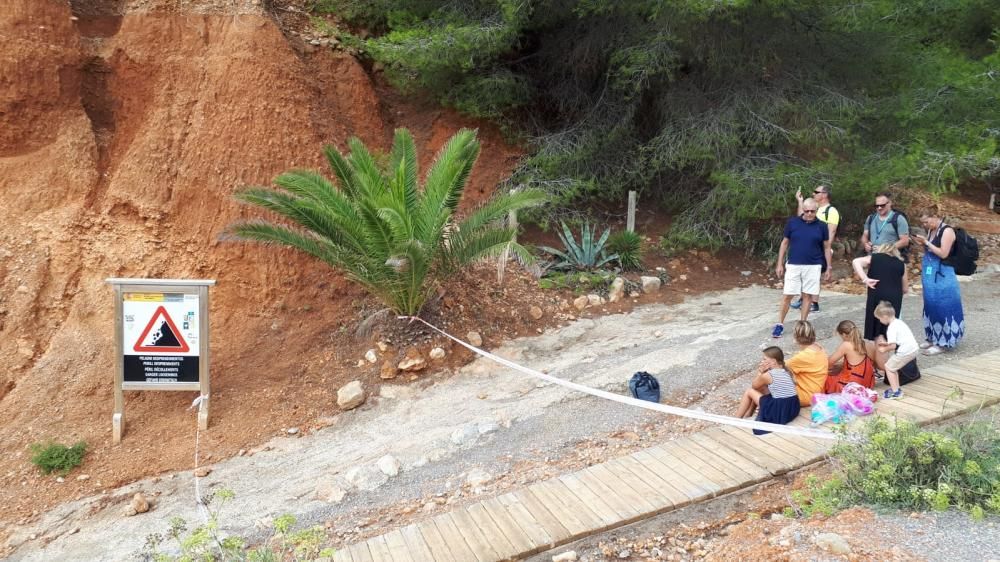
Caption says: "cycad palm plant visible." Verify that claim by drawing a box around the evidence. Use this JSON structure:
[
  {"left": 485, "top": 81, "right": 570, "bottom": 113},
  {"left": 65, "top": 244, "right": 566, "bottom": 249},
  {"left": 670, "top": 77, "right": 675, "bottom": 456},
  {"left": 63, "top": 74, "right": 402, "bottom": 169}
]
[{"left": 229, "top": 128, "right": 546, "bottom": 316}]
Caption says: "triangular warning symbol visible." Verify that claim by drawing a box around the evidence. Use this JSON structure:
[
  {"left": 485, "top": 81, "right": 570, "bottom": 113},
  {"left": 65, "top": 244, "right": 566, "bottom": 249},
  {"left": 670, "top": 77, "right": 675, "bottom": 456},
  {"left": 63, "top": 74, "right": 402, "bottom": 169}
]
[{"left": 133, "top": 305, "right": 190, "bottom": 352}]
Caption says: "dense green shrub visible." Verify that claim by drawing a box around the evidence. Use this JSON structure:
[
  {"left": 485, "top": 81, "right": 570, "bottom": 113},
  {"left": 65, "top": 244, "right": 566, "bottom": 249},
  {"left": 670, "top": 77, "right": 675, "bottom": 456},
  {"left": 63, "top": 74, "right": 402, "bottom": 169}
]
[
  {"left": 317, "top": 0, "right": 1000, "bottom": 252},
  {"left": 30, "top": 441, "right": 87, "bottom": 475},
  {"left": 790, "top": 416, "right": 1000, "bottom": 517},
  {"left": 607, "top": 230, "right": 643, "bottom": 271}
]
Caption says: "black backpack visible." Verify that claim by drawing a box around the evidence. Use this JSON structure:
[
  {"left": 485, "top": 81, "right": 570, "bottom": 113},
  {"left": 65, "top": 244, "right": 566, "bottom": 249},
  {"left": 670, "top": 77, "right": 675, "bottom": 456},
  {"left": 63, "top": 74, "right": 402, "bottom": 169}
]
[
  {"left": 629, "top": 372, "right": 661, "bottom": 403},
  {"left": 866, "top": 210, "right": 910, "bottom": 260},
  {"left": 943, "top": 226, "right": 979, "bottom": 275}
]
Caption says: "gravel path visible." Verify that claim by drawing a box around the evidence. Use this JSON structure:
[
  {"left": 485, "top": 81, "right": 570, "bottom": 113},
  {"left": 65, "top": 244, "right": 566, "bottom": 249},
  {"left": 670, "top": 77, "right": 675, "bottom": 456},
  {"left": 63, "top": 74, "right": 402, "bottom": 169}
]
[{"left": 8, "top": 270, "right": 1000, "bottom": 561}]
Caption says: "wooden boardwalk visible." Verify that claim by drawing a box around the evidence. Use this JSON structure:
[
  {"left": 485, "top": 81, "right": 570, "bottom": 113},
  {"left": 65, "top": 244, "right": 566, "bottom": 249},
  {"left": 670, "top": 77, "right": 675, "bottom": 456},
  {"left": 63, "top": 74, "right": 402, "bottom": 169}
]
[{"left": 334, "top": 350, "right": 1000, "bottom": 562}]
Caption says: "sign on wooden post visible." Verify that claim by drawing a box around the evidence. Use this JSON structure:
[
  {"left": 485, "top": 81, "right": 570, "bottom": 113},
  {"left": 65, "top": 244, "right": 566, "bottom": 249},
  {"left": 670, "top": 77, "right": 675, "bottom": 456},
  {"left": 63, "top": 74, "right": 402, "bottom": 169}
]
[
  {"left": 106, "top": 278, "right": 215, "bottom": 443},
  {"left": 626, "top": 190, "right": 637, "bottom": 233}
]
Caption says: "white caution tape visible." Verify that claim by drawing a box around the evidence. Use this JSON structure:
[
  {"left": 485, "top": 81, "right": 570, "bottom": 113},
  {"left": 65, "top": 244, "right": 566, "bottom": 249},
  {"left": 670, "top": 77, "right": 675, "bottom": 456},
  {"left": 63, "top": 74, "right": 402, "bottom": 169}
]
[{"left": 400, "top": 316, "right": 839, "bottom": 441}]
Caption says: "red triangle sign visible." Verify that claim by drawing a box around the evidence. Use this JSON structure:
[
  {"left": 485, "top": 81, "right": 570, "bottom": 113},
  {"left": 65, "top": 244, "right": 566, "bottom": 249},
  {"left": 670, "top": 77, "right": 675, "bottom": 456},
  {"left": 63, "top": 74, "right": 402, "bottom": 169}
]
[{"left": 133, "top": 305, "right": 191, "bottom": 353}]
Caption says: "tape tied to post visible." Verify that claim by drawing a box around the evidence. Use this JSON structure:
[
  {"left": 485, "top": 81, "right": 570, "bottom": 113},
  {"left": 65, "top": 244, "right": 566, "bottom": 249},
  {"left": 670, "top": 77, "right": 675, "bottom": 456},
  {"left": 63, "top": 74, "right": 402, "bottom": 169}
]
[{"left": 400, "top": 316, "right": 840, "bottom": 441}]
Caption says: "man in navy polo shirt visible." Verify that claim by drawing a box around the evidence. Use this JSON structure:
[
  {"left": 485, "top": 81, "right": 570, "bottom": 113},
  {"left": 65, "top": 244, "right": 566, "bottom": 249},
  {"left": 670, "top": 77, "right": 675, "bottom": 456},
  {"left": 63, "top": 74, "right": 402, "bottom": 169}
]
[{"left": 772, "top": 198, "right": 832, "bottom": 338}]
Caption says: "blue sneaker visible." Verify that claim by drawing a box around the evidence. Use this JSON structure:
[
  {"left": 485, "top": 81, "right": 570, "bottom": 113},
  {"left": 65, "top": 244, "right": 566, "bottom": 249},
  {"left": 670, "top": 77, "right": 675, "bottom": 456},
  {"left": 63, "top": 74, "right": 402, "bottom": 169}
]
[
  {"left": 772, "top": 324, "right": 784, "bottom": 338},
  {"left": 789, "top": 299, "right": 802, "bottom": 310},
  {"left": 883, "top": 388, "right": 903, "bottom": 400}
]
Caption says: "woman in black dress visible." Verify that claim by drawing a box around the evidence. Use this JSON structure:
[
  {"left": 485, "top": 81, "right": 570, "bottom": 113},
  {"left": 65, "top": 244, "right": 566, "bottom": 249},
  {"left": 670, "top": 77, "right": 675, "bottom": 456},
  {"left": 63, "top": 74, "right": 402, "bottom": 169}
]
[{"left": 852, "top": 243, "right": 906, "bottom": 340}]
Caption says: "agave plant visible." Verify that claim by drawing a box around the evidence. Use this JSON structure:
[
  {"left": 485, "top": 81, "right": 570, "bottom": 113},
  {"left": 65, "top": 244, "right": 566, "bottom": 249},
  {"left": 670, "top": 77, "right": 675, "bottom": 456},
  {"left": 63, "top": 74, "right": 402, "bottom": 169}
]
[
  {"left": 228, "top": 128, "right": 546, "bottom": 316},
  {"left": 539, "top": 221, "right": 618, "bottom": 271}
]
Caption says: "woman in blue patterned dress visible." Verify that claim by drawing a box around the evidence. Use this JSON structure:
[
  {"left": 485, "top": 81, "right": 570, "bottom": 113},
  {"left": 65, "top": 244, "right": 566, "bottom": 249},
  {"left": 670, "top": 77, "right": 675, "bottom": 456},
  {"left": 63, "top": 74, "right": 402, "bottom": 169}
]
[{"left": 913, "top": 209, "right": 964, "bottom": 355}]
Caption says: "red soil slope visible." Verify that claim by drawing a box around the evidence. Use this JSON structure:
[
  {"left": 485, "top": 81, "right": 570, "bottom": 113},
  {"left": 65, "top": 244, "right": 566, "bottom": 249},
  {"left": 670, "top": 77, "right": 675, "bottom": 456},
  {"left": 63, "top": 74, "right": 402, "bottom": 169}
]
[{"left": 0, "top": 0, "right": 521, "bottom": 534}]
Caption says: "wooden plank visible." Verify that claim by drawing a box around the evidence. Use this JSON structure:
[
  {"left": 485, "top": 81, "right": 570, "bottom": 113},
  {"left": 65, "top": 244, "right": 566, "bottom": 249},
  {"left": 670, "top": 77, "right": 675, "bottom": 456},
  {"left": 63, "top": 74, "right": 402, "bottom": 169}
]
[
  {"left": 478, "top": 496, "right": 537, "bottom": 555},
  {"left": 495, "top": 492, "right": 557, "bottom": 549},
  {"left": 348, "top": 541, "right": 376, "bottom": 562},
  {"left": 916, "top": 376, "right": 999, "bottom": 398},
  {"left": 365, "top": 535, "right": 395, "bottom": 562},
  {"left": 333, "top": 544, "right": 355, "bottom": 562},
  {"left": 584, "top": 463, "right": 661, "bottom": 514},
  {"left": 383, "top": 529, "right": 415, "bottom": 562},
  {"left": 873, "top": 398, "right": 935, "bottom": 422},
  {"left": 448, "top": 508, "right": 502, "bottom": 562},
  {"left": 528, "top": 479, "right": 604, "bottom": 535},
  {"left": 927, "top": 366, "right": 1000, "bottom": 390},
  {"left": 679, "top": 436, "right": 761, "bottom": 482},
  {"left": 573, "top": 466, "right": 646, "bottom": 520},
  {"left": 887, "top": 387, "right": 960, "bottom": 412},
  {"left": 691, "top": 432, "right": 772, "bottom": 481},
  {"left": 600, "top": 458, "right": 675, "bottom": 511},
  {"left": 400, "top": 524, "right": 436, "bottom": 562},
  {"left": 653, "top": 440, "right": 743, "bottom": 492},
  {"left": 952, "top": 359, "right": 1000, "bottom": 377},
  {"left": 464, "top": 503, "right": 517, "bottom": 560},
  {"left": 901, "top": 384, "right": 980, "bottom": 413},
  {"left": 926, "top": 374, "right": 1000, "bottom": 397},
  {"left": 558, "top": 473, "right": 623, "bottom": 527},
  {"left": 643, "top": 445, "right": 726, "bottom": 496},
  {"left": 615, "top": 453, "right": 692, "bottom": 506},
  {"left": 755, "top": 431, "right": 827, "bottom": 463},
  {"left": 415, "top": 520, "right": 459, "bottom": 562},
  {"left": 705, "top": 427, "right": 790, "bottom": 475},
  {"left": 632, "top": 449, "right": 716, "bottom": 499},
  {"left": 431, "top": 513, "right": 479, "bottom": 562},
  {"left": 717, "top": 425, "right": 805, "bottom": 469},
  {"left": 511, "top": 487, "right": 572, "bottom": 545},
  {"left": 932, "top": 364, "right": 1000, "bottom": 387}
]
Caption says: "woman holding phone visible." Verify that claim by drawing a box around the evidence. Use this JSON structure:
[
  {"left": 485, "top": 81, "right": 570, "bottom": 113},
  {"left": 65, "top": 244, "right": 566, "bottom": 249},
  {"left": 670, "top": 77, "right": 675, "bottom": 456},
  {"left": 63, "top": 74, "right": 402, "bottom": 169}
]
[{"left": 913, "top": 209, "right": 964, "bottom": 355}]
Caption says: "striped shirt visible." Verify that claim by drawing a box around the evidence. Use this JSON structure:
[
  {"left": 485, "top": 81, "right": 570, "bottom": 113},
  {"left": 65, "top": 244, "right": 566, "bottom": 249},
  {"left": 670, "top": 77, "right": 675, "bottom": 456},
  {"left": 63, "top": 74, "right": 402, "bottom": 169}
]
[{"left": 767, "top": 368, "right": 798, "bottom": 399}]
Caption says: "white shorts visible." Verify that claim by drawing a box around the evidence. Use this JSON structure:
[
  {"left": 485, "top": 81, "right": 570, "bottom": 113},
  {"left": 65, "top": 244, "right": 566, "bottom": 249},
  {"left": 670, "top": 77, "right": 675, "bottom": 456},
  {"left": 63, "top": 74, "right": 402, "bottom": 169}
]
[{"left": 784, "top": 264, "right": 821, "bottom": 296}]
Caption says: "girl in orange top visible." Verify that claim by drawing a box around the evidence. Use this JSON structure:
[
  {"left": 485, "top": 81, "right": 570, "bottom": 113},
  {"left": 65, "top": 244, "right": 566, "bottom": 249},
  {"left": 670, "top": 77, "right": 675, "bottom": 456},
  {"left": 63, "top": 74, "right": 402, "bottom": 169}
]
[
  {"left": 785, "top": 320, "right": 829, "bottom": 406},
  {"left": 825, "top": 320, "right": 876, "bottom": 393}
]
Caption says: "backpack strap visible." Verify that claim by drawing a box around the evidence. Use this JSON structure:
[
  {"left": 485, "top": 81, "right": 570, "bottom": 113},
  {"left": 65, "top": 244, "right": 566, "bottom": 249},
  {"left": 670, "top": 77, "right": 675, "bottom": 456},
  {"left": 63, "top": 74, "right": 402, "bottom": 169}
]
[{"left": 889, "top": 211, "right": 899, "bottom": 235}]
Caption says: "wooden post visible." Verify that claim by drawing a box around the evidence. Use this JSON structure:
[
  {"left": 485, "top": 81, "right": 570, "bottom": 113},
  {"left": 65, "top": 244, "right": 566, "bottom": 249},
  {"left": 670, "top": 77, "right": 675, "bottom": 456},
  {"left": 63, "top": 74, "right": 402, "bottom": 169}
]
[
  {"left": 113, "top": 284, "right": 125, "bottom": 444},
  {"left": 626, "top": 191, "right": 637, "bottom": 233}
]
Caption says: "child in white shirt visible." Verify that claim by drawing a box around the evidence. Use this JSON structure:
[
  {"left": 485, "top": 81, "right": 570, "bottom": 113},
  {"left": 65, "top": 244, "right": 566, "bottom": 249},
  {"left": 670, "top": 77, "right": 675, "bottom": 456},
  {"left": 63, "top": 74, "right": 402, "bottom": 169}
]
[{"left": 874, "top": 300, "right": 919, "bottom": 399}]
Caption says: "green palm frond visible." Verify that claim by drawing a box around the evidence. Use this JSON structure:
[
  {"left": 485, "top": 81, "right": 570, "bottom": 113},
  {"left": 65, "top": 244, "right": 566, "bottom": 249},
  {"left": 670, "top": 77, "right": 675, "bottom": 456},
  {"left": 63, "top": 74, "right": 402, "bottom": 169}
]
[{"left": 229, "top": 128, "right": 546, "bottom": 315}]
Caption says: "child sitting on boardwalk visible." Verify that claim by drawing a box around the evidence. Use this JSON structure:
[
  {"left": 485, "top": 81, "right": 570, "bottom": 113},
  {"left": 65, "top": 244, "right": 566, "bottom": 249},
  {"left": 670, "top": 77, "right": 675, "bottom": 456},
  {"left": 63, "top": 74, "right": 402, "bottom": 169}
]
[
  {"left": 825, "top": 320, "right": 876, "bottom": 392},
  {"left": 874, "top": 300, "right": 919, "bottom": 400},
  {"left": 735, "top": 346, "right": 801, "bottom": 435},
  {"left": 786, "top": 320, "right": 829, "bottom": 406}
]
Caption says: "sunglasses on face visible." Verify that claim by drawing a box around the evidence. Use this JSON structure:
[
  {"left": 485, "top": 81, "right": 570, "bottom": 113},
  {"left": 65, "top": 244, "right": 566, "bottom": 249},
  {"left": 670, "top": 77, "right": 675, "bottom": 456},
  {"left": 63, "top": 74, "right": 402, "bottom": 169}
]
[
  {"left": 803, "top": 210, "right": 817, "bottom": 214},
  {"left": 875, "top": 203, "right": 887, "bottom": 208},
  {"left": 813, "top": 190, "right": 825, "bottom": 194}
]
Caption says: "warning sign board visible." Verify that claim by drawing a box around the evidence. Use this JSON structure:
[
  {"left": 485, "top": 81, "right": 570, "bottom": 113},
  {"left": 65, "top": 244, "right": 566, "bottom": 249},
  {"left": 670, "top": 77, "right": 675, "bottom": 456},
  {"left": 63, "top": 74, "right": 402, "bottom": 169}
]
[{"left": 123, "top": 292, "right": 200, "bottom": 383}]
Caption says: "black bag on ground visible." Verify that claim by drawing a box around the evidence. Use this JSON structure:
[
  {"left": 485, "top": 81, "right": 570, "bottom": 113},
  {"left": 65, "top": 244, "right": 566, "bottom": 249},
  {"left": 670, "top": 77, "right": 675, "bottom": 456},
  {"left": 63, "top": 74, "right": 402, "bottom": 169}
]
[
  {"left": 898, "top": 359, "right": 921, "bottom": 386},
  {"left": 629, "top": 371, "right": 661, "bottom": 403},
  {"left": 942, "top": 226, "right": 979, "bottom": 276}
]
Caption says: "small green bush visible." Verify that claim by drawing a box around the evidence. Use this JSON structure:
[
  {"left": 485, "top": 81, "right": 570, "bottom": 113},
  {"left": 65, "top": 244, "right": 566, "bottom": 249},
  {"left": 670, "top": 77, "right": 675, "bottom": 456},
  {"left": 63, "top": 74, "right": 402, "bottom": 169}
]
[
  {"left": 797, "top": 416, "right": 1000, "bottom": 517},
  {"left": 142, "top": 490, "right": 334, "bottom": 561},
  {"left": 607, "top": 230, "right": 644, "bottom": 271},
  {"left": 30, "top": 441, "right": 87, "bottom": 475},
  {"left": 537, "top": 270, "right": 615, "bottom": 293}
]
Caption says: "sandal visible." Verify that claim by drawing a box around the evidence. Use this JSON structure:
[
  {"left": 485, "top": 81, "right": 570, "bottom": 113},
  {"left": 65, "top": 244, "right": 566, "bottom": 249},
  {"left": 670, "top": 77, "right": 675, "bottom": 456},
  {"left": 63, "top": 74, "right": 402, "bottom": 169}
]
[{"left": 923, "top": 345, "right": 946, "bottom": 356}]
